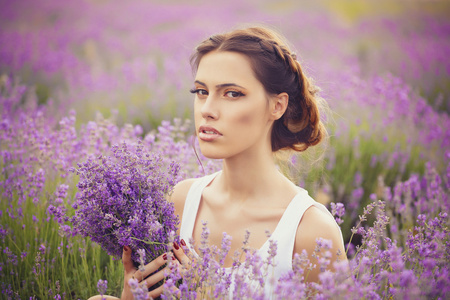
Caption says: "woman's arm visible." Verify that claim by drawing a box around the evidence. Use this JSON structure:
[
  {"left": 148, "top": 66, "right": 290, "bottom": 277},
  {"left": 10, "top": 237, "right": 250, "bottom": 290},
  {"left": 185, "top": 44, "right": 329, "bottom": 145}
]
[{"left": 293, "top": 206, "right": 347, "bottom": 283}]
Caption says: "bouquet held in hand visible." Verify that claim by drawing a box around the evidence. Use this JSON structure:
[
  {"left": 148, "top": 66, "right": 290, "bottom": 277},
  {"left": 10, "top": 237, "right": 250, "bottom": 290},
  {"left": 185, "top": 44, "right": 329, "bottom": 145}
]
[{"left": 71, "top": 141, "right": 181, "bottom": 265}]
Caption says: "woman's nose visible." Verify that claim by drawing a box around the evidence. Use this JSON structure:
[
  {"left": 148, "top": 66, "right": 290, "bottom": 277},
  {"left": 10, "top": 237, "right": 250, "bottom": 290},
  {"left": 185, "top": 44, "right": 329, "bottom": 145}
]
[{"left": 200, "top": 95, "right": 219, "bottom": 120}]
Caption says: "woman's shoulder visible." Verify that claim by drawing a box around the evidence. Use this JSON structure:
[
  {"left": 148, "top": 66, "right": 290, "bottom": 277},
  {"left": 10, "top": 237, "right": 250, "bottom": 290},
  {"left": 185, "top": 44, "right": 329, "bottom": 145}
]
[
  {"left": 170, "top": 171, "right": 221, "bottom": 212},
  {"left": 294, "top": 203, "right": 345, "bottom": 256},
  {"left": 300, "top": 205, "right": 340, "bottom": 237}
]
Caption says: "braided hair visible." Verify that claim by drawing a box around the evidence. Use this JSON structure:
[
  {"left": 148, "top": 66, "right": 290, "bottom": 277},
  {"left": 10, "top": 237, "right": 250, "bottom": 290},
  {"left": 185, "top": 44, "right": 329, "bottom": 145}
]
[{"left": 191, "top": 26, "right": 326, "bottom": 152}]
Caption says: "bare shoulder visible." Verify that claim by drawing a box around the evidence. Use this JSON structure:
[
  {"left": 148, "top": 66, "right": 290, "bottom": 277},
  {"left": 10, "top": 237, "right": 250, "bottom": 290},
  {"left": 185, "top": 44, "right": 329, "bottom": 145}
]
[
  {"left": 169, "top": 178, "right": 196, "bottom": 218},
  {"left": 294, "top": 205, "right": 345, "bottom": 256},
  {"left": 294, "top": 205, "right": 347, "bottom": 282}
]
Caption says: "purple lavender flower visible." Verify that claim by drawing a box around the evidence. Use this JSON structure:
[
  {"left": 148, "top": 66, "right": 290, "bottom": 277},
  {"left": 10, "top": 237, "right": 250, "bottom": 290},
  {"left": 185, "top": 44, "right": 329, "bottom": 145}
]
[
  {"left": 69, "top": 141, "right": 180, "bottom": 264},
  {"left": 330, "top": 202, "right": 345, "bottom": 225},
  {"left": 0, "top": 2, "right": 449, "bottom": 299},
  {"left": 137, "top": 249, "right": 146, "bottom": 273},
  {"left": 128, "top": 278, "right": 149, "bottom": 300},
  {"left": 96, "top": 279, "right": 107, "bottom": 298}
]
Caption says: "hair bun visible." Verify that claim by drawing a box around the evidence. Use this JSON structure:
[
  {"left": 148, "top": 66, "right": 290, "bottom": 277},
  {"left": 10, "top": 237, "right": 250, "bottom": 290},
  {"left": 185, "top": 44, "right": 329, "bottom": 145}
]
[{"left": 285, "top": 119, "right": 308, "bottom": 133}]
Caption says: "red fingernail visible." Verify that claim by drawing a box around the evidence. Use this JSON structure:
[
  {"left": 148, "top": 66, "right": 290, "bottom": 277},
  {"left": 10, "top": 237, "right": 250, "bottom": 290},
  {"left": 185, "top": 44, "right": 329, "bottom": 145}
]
[
  {"left": 173, "top": 242, "right": 180, "bottom": 250},
  {"left": 172, "top": 256, "right": 176, "bottom": 260},
  {"left": 163, "top": 253, "right": 167, "bottom": 260},
  {"left": 181, "top": 239, "right": 186, "bottom": 246}
]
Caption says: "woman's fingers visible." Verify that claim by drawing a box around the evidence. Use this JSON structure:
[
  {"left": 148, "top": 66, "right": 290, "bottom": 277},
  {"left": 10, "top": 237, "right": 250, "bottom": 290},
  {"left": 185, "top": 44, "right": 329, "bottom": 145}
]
[
  {"left": 173, "top": 240, "right": 190, "bottom": 266},
  {"left": 122, "top": 246, "right": 135, "bottom": 275},
  {"left": 133, "top": 253, "right": 168, "bottom": 282},
  {"left": 145, "top": 274, "right": 181, "bottom": 299},
  {"left": 121, "top": 245, "right": 184, "bottom": 300},
  {"left": 143, "top": 265, "right": 170, "bottom": 287},
  {"left": 148, "top": 285, "right": 164, "bottom": 299}
]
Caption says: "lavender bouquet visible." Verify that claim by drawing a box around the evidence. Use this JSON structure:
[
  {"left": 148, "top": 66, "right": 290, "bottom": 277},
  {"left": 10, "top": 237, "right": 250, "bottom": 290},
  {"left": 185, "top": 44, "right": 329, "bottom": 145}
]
[{"left": 70, "top": 141, "right": 181, "bottom": 265}]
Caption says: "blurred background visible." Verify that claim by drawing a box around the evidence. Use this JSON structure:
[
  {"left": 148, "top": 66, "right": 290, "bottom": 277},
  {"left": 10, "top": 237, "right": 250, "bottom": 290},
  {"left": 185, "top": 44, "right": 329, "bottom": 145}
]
[
  {"left": 1, "top": 0, "right": 449, "bottom": 298},
  {"left": 1, "top": 0, "right": 449, "bottom": 123},
  {"left": 1, "top": 0, "right": 449, "bottom": 232}
]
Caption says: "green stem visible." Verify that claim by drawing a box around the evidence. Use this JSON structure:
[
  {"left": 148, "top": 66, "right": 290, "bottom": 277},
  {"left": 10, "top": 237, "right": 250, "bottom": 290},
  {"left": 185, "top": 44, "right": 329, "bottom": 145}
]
[
  {"left": 130, "top": 236, "right": 167, "bottom": 245},
  {"left": 7, "top": 234, "right": 32, "bottom": 269},
  {"left": 345, "top": 219, "right": 363, "bottom": 257}
]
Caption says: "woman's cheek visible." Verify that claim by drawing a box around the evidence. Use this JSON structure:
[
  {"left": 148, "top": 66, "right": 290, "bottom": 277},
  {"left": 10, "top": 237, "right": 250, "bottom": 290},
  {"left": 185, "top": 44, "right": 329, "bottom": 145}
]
[
  {"left": 235, "top": 106, "right": 259, "bottom": 125},
  {"left": 237, "top": 113, "right": 253, "bottom": 125}
]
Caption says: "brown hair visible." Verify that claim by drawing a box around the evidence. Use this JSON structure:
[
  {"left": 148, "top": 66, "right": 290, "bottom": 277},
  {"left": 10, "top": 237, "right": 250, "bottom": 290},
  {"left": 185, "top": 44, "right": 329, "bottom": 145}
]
[{"left": 190, "top": 26, "right": 326, "bottom": 152}]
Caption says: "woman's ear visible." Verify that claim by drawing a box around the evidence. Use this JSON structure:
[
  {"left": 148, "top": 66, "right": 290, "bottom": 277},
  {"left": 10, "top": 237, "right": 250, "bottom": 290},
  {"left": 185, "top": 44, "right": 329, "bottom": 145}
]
[{"left": 270, "top": 92, "right": 289, "bottom": 120}]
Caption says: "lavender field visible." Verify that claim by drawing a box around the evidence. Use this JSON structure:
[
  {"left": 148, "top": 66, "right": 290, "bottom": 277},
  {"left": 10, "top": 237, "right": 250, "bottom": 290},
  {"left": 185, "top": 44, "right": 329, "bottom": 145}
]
[{"left": 0, "top": 0, "right": 449, "bottom": 299}]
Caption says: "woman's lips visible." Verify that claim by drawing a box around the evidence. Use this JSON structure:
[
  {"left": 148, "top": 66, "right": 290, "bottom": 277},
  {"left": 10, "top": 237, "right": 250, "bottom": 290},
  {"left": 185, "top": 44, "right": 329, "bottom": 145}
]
[{"left": 198, "top": 125, "right": 222, "bottom": 141}]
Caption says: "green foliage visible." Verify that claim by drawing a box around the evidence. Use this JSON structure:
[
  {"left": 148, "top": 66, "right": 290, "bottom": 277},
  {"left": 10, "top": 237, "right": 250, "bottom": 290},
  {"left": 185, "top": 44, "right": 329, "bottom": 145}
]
[{"left": 0, "top": 192, "right": 124, "bottom": 298}]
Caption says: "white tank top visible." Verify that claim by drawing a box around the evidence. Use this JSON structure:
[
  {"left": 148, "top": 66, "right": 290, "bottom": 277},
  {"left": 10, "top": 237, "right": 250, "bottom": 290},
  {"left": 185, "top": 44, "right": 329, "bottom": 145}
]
[{"left": 179, "top": 171, "right": 343, "bottom": 298}]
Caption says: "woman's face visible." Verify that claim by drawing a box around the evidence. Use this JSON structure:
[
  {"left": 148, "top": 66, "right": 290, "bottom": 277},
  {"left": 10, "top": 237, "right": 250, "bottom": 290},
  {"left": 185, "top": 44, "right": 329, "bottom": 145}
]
[{"left": 192, "top": 50, "right": 275, "bottom": 159}]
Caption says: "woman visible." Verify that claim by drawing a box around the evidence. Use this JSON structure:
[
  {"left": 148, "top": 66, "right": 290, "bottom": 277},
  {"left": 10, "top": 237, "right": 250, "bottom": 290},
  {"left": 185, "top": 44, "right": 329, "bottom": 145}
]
[{"left": 92, "top": 25, "right": 346, "bottom": 300}]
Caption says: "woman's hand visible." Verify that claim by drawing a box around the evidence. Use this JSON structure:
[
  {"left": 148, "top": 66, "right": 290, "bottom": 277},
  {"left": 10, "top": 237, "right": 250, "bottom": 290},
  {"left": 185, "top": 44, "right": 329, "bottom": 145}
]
[
  {"left": 88, "top": 241, "right": 190, "bottom": 300},
  {"left": 121, "top": 246, "right": 170, "bottom": 299},
  {"left": 121, "top": 241, "right": 190, "bottom": 300},
  {"left": 172, "top": 240, "right": 191, "bottom": 267}
]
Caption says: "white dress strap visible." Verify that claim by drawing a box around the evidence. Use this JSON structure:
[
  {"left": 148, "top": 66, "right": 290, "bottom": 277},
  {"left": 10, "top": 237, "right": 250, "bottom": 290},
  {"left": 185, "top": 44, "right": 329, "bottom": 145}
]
[
  {"left": 179, "top": 172, "right": 219, "bottom": 245},
  {"left": 259, "top": 189, "right": 315, "bottom": 280},
  {"left": 260, "top": 189, "right": 343, "bottom": 297},
  {"left": 262, "top": 188, "right": 343, "bottom": 269}
]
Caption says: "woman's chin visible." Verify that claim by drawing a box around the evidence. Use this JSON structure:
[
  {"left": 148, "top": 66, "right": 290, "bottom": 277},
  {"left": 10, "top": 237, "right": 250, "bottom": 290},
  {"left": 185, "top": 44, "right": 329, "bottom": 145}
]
[
  {"left": 198, "top": 145, "right": 228, "bottom": 160},
  {"left": 199, "top": 151, "right": 226, "bottom": 160}
]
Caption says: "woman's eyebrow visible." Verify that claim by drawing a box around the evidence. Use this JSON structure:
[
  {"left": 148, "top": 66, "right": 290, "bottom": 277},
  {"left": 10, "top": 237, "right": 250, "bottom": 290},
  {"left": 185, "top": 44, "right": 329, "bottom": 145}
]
[
  {"left": 216, "top": 83, "right": 246, "bottom": 89},
  {"left": 194, "top": 80, "right": 207, "bottom": 86},
  {"left": 194, "top": 80, "right": 245, "bottom": 90}
]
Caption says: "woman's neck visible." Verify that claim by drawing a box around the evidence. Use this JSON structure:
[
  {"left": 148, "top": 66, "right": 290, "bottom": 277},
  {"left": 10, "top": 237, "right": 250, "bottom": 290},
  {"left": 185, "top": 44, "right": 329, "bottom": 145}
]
[{"left": 216, "top": 146, "right": 294, "bottom": 205}]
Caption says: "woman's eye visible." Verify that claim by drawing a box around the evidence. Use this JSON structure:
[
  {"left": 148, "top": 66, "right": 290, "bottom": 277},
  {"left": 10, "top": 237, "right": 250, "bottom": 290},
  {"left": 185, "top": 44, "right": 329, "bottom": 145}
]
[
  {"left": 190, "top": 88, "right": 208, "bottom": 96},
  {"left": 225, "top": 91, "right": 244, "bottom": 98}
]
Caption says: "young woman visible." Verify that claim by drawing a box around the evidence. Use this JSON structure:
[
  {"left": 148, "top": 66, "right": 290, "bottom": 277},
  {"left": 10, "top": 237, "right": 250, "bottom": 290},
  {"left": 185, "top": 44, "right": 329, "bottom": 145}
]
[{"left": 91, "top": 25, "right": 346, "bottom": 300}]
